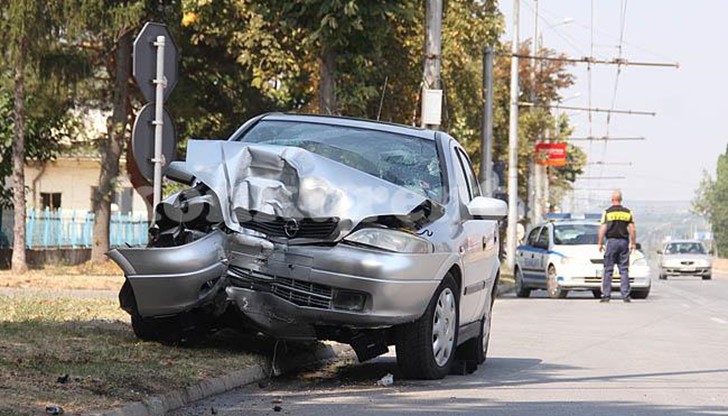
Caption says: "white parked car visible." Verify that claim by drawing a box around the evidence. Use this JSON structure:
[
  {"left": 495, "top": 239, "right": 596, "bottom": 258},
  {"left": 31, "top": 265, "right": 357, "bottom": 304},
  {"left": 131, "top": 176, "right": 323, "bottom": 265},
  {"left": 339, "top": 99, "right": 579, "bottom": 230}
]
[
  {"left": 514, "top": 219, "right": 651, "bottom": 299},
  {"left": 657, "top": 240, "right": 712, "bottom": 280}
]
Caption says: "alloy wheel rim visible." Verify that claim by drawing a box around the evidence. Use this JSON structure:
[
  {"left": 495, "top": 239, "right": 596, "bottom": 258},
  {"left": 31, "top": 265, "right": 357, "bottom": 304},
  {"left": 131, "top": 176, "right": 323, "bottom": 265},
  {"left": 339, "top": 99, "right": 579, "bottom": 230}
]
[{"left": 432, "top": 288, "right": 456, "bottom": 367}]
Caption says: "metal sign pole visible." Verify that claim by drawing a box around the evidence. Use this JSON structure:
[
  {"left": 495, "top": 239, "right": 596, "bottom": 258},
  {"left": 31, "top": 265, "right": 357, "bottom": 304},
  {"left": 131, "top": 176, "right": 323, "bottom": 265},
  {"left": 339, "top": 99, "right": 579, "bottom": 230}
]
[{"left": 152, "top": 35, "right": 166, "bottom": 212}]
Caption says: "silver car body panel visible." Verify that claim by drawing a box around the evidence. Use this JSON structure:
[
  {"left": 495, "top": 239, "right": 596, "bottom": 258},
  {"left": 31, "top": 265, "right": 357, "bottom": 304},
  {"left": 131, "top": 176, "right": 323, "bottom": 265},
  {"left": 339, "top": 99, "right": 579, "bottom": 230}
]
[{"left": 109, "top": 114, "right": 502, "bottom": 340}]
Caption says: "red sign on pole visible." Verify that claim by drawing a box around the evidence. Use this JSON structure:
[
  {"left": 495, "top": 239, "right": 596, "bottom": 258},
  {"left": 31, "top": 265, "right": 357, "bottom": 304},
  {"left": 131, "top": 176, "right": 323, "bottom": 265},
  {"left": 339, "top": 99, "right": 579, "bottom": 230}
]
[{"left": 535, "top": 142, "right": 567, "bottom": 167}]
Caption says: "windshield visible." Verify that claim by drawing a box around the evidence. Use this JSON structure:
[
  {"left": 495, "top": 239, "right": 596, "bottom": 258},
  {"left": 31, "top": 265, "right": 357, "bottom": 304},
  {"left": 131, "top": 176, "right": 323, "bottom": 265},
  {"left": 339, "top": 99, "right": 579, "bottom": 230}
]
[
  {"left": 665, "top": 242, "right": 706, "bottom": 254},
  {"left": 236, "top": 120, "right": 444, "bottom": 202},
  {"left": 553, "top": 223, "right": 599, "bottom": 245}
]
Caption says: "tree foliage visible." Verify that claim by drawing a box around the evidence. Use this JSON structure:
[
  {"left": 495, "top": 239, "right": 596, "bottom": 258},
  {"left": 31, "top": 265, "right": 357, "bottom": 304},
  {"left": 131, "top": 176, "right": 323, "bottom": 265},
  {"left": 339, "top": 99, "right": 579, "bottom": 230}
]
[{"left": 693, "top": 148, "right": 728, "bottom": 255}]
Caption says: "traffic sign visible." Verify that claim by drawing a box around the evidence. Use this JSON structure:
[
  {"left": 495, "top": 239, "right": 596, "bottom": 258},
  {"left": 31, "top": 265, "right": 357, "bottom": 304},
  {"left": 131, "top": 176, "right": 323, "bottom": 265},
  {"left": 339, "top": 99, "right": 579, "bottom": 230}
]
[
  {"left": 133, "top": 22, "right": 178, "bottom": 102},
  {"left": 131, "top": 103, "right": 176, "bottom": 181}
]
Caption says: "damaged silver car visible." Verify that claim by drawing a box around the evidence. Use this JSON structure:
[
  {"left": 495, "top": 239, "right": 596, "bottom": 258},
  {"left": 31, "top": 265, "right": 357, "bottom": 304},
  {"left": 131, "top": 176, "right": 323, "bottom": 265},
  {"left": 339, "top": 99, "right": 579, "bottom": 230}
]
[{"left": 109, "top": 113, "right": 507, "bottom": 379}]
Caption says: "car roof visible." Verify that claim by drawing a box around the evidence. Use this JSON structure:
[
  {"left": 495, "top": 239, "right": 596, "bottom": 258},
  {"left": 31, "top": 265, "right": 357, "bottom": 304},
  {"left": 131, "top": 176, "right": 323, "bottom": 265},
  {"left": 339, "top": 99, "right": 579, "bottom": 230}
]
[
  {"left": 259, "top": 113, "right": 438, "bottom": 141},
  {"left": 534, "top": 220, "right": 600, "bottom": 228}
]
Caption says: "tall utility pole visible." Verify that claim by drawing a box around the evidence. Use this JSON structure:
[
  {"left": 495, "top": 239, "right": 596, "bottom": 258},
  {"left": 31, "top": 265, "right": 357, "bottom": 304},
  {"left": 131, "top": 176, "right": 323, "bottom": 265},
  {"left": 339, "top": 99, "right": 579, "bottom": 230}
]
[
  {"left": 480, "top": 47, "right": 494, "bottom": 196},
  {"left": 422, "top": 0, "right": 443, "bottom": 129},
  {"left": 506, "top": 0, "right": 520, "bottom": 271},
  {"left": 529, "top": 0, "right": 541, "bottom": 224}
]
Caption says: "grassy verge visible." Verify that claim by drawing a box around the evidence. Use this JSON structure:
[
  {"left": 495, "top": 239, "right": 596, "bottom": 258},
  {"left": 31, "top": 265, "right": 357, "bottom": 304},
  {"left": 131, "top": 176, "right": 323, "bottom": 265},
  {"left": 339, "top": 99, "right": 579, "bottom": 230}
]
[{"left": 0, "top": 293, "right": 264, "bottom": 416}]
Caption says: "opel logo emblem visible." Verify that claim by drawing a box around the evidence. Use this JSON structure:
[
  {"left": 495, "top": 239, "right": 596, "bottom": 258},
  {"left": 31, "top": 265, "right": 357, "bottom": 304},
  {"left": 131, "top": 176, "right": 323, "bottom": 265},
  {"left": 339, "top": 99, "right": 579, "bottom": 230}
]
[{"left": 283, "top": 218, "right": 300, "bottom": 238}]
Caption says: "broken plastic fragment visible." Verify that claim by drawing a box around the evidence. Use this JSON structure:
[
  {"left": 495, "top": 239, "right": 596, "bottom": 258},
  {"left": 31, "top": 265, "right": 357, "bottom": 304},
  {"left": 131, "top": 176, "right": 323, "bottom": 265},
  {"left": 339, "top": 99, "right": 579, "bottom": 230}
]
[{"left": 376, "top": 373, "right": 394, "bottom": 386}]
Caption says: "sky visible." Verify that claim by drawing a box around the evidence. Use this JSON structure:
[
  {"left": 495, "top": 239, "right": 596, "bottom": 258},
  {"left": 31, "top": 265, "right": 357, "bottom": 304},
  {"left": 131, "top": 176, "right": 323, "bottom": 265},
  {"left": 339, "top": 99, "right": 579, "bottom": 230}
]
[{"left": 497, "top": 0, "right": 728, "bottom": 209}]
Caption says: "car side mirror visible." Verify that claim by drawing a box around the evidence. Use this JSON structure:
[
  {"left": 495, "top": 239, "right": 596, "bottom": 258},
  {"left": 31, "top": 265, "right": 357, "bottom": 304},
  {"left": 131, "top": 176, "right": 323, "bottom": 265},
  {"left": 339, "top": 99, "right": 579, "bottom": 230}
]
[
  {"left": 467, "top": 196, "right": 507, "bottom": 220},
  {"left": 165, "top": 161, "right": 195, "bottom": 185}
]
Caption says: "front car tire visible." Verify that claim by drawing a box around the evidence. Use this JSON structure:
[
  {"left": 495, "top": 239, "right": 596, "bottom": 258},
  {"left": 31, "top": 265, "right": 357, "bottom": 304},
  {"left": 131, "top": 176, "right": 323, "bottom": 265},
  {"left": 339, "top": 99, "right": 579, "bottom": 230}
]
[{"left": 396, "top": 273, "right": 459, "bottom": 379}]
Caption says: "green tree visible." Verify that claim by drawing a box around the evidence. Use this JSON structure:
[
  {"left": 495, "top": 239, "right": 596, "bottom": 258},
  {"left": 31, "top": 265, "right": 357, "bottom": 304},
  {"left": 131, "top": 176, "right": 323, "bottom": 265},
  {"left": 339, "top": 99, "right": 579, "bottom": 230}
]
[
  {"left": 0, "top": 0, "right": 77, "bottom": 272},
  {"left": 692, "top": 169, "right": 713, "bottom": 220},
  {"left": 697, "top": 147, "right": 728, "bottom": 256},
  {"left": 61, "top": 1, "right": 179, "bottom": 263}
]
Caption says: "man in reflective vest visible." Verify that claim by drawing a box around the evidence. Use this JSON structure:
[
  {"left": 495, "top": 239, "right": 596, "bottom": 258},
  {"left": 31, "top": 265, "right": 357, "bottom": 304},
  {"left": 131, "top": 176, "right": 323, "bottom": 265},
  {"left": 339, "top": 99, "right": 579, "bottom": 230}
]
[{"left": 597, "top": 189, "right": 636, "bottom": 303}]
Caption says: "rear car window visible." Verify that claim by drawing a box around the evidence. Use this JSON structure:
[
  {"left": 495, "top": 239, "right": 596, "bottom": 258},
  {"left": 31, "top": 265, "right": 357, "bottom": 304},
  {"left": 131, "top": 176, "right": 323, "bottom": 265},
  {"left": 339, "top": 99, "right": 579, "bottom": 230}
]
[{"left": 237, "top": 120, "right": 444, "bottom": 202}]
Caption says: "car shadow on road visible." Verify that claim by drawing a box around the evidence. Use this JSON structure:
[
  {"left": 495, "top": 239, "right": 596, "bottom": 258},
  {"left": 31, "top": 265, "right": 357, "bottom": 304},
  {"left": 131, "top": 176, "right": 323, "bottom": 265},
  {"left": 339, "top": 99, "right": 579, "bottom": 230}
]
[{"left": 253, "top": 355, "right": 728, "bottom": 416}]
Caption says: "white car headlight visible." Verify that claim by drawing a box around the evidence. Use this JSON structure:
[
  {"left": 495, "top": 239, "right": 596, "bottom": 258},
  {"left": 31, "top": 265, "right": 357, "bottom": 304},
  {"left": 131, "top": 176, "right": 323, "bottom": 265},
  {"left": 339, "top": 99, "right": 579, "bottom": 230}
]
[
  {"left": 344, "top": 228, "right": 433, "bottom": 254},
  {"left": 560, "top": 256, "right": 576, "bottom": 266}
]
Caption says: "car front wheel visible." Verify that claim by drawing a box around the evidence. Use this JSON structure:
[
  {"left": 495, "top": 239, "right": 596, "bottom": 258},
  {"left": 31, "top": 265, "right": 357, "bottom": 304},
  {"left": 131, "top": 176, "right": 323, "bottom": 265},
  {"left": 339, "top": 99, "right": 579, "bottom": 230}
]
[
  {"left": 547, "top": 265, "right": 568, "bottom": 299},
  {"left": 631, "top": 287, "right": 650, "bottom": 299},
  {"left": 396, "top": 273, "right": 459, "bottom": 380},
  {"left": 515, "top": 267, "right": 531, "bottom": 298}
]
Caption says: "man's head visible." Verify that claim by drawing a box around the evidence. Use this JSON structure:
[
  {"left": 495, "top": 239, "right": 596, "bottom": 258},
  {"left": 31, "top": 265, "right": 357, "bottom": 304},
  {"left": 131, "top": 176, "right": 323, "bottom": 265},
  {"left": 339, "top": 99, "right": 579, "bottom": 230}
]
[{"left": 611, "top": 189, "right": 623, "bottom": 205}]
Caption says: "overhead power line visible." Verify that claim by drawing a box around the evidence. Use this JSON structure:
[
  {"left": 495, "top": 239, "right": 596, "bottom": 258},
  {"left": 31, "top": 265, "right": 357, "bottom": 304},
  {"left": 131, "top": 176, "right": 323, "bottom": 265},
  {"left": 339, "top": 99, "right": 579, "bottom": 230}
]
[
  {"left": 519, "top": 102, "right": 655, "bottom": 116},
  {"left": 508, "top": 53, "right": 679, "bottom": 68},
  {"left": 586, "top": 161, "right": 633, "bottom": 166},
  {"left": 562, "top": 136, "right": 645, "bottom": 141}
]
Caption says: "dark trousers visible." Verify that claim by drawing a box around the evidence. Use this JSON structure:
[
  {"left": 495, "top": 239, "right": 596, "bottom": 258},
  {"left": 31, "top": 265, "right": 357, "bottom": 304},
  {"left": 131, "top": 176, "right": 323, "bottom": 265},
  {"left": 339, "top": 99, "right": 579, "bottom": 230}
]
[{"left": 603, "top": 238, "right": 631, "bottom": 299}]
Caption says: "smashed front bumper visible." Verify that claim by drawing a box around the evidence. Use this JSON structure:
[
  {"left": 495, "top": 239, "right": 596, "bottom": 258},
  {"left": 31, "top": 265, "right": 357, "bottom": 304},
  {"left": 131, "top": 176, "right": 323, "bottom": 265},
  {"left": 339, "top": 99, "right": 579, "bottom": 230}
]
[{"left": 109, "top": 230, "right": 447, "bottom": 339}]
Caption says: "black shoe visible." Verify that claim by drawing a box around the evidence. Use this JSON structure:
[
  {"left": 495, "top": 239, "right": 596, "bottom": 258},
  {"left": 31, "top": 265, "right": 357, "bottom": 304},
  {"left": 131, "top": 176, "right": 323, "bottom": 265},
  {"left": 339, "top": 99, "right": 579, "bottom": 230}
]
[
  {"left": 623, "top": 298, "right": 632, "bottom": 303},
  {"left": 600, "top": 297, "right": 610, "bottom": 303}
]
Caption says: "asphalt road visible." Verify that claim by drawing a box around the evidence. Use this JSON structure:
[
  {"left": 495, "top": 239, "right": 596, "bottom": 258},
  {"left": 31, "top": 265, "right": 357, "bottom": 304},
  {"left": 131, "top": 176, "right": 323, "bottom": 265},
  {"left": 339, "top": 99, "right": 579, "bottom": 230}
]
[{"left": 170, "top": 272, "right": 728, "bottom": 416}]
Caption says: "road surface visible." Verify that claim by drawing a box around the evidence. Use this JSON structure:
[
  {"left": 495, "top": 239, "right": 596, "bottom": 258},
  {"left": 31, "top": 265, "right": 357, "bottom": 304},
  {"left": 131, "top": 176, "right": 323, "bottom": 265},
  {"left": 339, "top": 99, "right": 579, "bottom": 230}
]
[{"left": 170, "top": 272, "right": 728, "bottom": 415}]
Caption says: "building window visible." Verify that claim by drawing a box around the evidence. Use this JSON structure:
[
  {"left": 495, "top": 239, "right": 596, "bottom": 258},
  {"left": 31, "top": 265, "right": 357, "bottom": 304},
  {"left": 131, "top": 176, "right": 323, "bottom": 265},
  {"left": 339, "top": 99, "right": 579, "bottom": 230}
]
[
  {"left": 41, "top": 192, "right": 62, "bottom": 210},
  {"left": 90, "top": 186, "right": 134, "bottom": 214}
]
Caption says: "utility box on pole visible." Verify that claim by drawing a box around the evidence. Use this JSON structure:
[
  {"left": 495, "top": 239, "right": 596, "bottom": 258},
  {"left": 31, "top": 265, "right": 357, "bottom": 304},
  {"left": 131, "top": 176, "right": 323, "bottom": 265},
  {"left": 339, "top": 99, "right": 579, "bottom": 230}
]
[{"left": 422, "top": 0, "right": 443, "bottom": 129}]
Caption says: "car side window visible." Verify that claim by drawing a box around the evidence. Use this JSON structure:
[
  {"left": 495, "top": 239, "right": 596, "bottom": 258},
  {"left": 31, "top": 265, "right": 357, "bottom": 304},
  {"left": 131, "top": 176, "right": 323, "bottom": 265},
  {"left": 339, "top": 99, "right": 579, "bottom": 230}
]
[
  {"left": 450, "top": 147, "right": 471, "bottom": 204},
  {"left": 455, "top": 148, "right": 482, "bottom": 201},
  {"left": 527, "top": 227, "right": 541, "bottom": 246},
  {"left": 537, "top": 227, "right": 550, "bottom": 248}
]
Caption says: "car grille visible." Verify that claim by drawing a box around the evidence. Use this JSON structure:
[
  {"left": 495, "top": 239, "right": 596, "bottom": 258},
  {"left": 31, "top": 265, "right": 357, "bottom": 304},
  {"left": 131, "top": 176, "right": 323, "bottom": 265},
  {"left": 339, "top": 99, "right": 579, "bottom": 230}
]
[
  {"left": 235, "top": 209, "right": 338, "bottom": 239},
  {"left": 227, "top": 265, "right": 333, "bottom": 310}
]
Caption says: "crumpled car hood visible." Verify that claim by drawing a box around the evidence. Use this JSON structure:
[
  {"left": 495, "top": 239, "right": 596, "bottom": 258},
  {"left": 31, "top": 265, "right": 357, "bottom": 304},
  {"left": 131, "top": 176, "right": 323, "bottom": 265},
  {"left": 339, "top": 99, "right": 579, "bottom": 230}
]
[{"left": 184, "top": 140, "right": 444, "bottom": 241}]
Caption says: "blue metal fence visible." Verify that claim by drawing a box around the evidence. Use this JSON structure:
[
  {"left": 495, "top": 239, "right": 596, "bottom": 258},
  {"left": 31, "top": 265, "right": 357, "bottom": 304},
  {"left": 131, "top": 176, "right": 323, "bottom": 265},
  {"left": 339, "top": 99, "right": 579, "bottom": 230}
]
[{"left": 0, "top": 209, "right": 148, "bottom": 248}]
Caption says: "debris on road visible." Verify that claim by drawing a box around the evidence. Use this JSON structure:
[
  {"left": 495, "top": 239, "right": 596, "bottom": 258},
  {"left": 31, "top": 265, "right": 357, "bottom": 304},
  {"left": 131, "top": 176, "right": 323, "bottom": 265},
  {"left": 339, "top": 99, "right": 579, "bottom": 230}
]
[
  {"left": 45, "top": 405, "right": 64, "bottom": 415},
  {"left": 56, "top": 374, "right": 69, "bottom": 384},
  {"left": 376, "top": 373, "right": 394, "bottom": 387}
]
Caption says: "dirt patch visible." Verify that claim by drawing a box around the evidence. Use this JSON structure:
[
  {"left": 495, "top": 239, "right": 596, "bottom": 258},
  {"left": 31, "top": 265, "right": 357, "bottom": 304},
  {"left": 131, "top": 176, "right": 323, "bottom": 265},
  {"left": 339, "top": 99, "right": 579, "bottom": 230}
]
[
  {"left": 0, "top": 262, "right": 125, "bottom": 291},
  {"left": 0, "top": 294, "right": 264, "bottom": 416}
]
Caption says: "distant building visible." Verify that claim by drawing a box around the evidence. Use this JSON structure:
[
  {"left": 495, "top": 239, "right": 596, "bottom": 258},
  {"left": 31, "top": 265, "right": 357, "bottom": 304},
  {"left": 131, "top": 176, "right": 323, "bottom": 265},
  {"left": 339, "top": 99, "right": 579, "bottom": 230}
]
[{"left": 24, "top": 156, "right": 148, "bottom": 216}]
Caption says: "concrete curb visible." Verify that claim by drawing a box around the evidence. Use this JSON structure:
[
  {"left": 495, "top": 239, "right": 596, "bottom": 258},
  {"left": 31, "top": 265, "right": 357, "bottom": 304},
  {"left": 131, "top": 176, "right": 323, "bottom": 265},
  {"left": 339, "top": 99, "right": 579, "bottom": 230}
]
[
  {"left": 87, "top": 281, "right": 513, "bottom": 416},
  {"left": 86, "top": 342, "right": 351, "bottom": 416}
]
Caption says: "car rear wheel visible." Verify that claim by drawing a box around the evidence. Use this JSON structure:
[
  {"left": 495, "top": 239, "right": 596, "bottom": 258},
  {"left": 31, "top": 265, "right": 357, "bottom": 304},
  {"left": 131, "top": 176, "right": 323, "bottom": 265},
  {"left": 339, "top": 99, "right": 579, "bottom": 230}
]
[
  {"left": 458, "top": 277, "right": 498, "bottom": 369},
  {"left": 547, "top": 265, "right": 568, "bottom": 299},
  {"left": 396, "top": 273, "right": 459, "bottom": 380},
  {"left": 515, "top": 267, "right": 531, "bottom": 298}
]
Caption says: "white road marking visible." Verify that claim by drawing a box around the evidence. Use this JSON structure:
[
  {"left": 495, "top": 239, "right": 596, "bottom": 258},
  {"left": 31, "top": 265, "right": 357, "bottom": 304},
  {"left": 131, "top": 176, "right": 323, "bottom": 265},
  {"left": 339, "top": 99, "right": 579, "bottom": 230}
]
[{"left": 710, "top": 317, "right": 727, "bottom": 325}]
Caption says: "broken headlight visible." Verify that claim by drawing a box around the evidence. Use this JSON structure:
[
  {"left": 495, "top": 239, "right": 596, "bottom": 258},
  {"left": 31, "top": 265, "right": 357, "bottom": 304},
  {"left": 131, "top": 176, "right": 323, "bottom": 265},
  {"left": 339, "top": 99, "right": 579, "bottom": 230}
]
[{"left": 344, "top": 228, "right": 433, "bottom": 254}]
